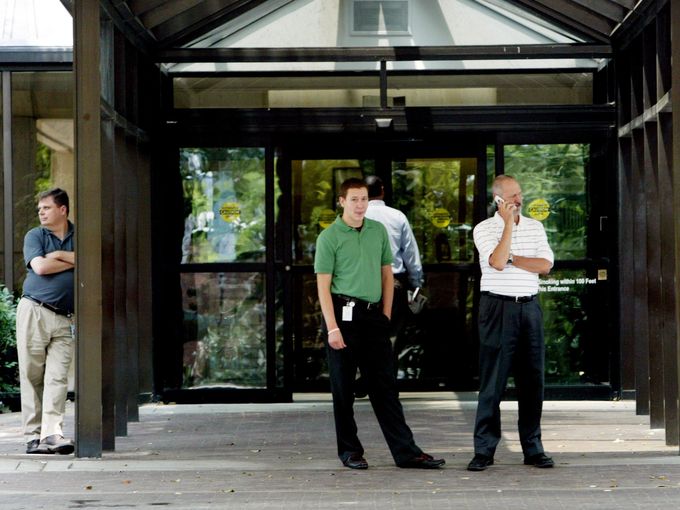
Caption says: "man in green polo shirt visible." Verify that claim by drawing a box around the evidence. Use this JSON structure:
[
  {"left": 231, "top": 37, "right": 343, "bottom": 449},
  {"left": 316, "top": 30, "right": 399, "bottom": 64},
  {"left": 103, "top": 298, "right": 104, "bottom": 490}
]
[{"left": 315, "top": 177, "right": 444, "bottom": 470}]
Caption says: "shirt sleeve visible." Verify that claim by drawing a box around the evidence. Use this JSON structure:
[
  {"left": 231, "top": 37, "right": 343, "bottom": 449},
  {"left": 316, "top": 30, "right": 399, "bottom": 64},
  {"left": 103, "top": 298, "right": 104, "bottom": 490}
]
[
  {"left": 314, "top": 230, "right": 335, "bottom": 274},
  {"left": 400, "top": 217, "right": 423, "bottom": 287},
  {"left": 473, "top": 221, "right": 498, "bottom": 268},
  {"left": 534, "top": 222, "right": 554, "bottom": 265},
  {"left": 23, "top": 229, "right": 45, "bottom": 269}
]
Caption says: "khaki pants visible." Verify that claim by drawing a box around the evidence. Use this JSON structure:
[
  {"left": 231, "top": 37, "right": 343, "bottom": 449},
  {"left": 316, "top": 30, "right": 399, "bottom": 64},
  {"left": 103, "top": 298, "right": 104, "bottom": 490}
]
[{"left": 16, "top": 298, "right": 75, "bottom": 441}]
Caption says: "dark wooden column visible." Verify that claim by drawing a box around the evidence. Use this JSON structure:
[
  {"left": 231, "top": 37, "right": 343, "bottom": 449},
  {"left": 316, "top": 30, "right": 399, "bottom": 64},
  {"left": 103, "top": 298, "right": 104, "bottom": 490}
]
[
  {"left": 656, "top": 3, "right": 678, "bottom": 446},
  {"left": 642, "top": 22, "right": 664, "bottom": 429},
  {"left": 74, "top": 0, "right": 103, "bottom": 457},
  {"left": 671, "top": 0, "right": 680, "bottom": 451}
]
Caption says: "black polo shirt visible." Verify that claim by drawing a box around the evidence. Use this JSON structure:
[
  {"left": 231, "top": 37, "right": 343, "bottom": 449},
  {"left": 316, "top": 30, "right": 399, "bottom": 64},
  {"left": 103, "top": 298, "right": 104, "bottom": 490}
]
[{"left": 22, "top": 222, "right": 75, "bottom": 313}]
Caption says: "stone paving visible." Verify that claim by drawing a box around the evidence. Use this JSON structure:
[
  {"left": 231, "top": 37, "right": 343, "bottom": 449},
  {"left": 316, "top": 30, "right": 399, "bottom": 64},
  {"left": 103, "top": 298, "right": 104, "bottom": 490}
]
[{"left": 0, "top": 393, "right": 679, "bottom": 509}]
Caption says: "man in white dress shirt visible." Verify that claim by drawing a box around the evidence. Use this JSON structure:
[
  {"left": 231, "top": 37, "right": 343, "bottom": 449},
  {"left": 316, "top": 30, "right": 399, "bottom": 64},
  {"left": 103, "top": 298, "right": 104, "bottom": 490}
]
[
  {"left": 467, "top": 175, "right": 555, "bottom": 472},
  {"left": 365, "top": 175, "right": 423, "bottom": 336}
]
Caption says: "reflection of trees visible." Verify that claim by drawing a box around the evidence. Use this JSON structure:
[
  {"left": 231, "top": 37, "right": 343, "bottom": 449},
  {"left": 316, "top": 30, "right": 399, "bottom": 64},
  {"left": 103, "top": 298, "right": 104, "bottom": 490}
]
[
  {"left": 181, "top": 273, "right": 267, "bottom": 389},
  {"left": 179, "top": 148, "right": 266, "bottom": 263},
  {"left": 505, "top": 144, "right": 589, "bottom": 260},
  {"left": 392, "top": 159, "right": 476, "bottom": 263},
  {"left": 503, "top": 144, "right": 594, "bottom": 384}
]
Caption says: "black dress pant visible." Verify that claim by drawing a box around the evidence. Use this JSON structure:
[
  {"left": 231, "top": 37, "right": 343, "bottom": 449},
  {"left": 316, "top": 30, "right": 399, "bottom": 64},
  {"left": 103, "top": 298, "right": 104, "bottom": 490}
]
[
  {"left": 326, "top": 296, "right": 422, "bottom": 465},
  {"left": 473, "top": 295, "right": 546, "bottom": 458}
]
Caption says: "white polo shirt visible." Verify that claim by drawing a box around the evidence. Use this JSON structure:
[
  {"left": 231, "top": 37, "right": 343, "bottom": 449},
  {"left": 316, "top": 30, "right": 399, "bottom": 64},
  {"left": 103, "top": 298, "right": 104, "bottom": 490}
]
[{"left": 473, "top": 212, "right": 554, "bottom": 297}]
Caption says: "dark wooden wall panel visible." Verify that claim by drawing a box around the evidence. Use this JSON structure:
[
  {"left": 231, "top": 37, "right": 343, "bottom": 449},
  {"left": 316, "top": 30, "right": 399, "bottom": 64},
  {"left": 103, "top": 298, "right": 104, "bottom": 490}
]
[
  {"left": 670, "top": 0, "right": 680, "bottom": 451},
  {"left": 631, "top": 127, "right": 650, "bottom": 416}
]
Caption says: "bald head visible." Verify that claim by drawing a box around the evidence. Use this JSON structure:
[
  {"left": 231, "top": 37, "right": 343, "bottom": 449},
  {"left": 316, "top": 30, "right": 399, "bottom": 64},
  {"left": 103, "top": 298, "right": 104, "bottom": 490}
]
[{"left": 492, "top": 175, "right": 518, "bottom": 197}]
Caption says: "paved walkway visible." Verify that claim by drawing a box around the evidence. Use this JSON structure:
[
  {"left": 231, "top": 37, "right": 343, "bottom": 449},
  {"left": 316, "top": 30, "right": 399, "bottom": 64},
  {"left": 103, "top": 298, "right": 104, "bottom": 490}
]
[{"left": 0, "top": 393, "right": 679, "bottom": 509}]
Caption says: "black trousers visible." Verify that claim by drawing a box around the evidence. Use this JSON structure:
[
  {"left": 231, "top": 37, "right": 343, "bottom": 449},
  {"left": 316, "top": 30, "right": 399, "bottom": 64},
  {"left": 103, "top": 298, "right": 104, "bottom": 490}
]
[
  {"left": 473, "top": 294, "right": 545, "bottom": 458},
  {"left": 389, "top": 274, "right": 410, "bottom": 341},
  {"left": 326, "top": 296, "right": 422, "bottom": 465}
]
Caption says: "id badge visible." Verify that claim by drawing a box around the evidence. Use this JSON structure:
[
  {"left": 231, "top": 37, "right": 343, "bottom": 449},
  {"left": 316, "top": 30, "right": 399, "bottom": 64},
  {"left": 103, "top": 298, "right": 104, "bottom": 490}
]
[{"left": 342, "top": 302, "right": 354, "bottom": 321}]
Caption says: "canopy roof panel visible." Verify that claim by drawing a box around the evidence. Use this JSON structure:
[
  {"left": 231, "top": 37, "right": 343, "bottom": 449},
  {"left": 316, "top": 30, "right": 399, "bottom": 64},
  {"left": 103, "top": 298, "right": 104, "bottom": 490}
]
[
  {"left": 0, "top": 0, "right": 72, "bottom": 48},
  {"left": 99, "top": 0, "right": 638, "bottom": 53}
]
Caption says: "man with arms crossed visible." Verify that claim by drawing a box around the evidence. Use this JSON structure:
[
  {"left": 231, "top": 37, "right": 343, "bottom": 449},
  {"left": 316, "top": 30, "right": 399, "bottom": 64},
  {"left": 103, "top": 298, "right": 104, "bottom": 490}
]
[
  {"left": 467, "top": 175, "right": 554, "bottom": 471},
  {"left": 315, "top": 178, "right": 444, "bottom": 470},
  {"left": 17, "top": 188, "right": 75, "bottom": 454}
]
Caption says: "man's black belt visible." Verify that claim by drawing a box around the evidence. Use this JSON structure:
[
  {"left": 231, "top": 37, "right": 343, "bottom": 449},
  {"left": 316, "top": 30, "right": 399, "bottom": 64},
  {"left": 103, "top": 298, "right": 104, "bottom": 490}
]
[
  {"left": 481, "top": 291, "right": 537, "bottom": 303},
  {"left": 22, "top": 295, "right": 73, "bottom": 317},
  {"left": 332, "top": 294, "right": 381, "bottom": 310}
]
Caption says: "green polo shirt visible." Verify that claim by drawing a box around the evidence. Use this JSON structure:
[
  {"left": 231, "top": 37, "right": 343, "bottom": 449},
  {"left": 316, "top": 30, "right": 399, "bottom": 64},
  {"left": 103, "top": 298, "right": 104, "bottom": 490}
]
[{"left": 314, "top": 216, "right": 393, "bottom": 303}]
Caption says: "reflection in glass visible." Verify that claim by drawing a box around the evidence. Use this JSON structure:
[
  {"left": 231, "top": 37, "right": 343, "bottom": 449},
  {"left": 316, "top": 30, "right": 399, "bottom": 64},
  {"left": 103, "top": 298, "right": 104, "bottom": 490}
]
[
  {"left": 392, "top": 158, "right": 476, "bottom": 263},
  {"left": 180, "top": 148, "right": 265, "bottom": 263},
  {"left": 295, "top": 274, "right": 328, "bottom": 385},
  {"left": 539, "top": 269, "right": 608, "bottom": 385},
  {"left": 504, "top": 144, "right": 589, "bottom": 260},
  {"left": 291, "top": 159, "right": 372, "bottom": 264},
  {"left": 295, "top": 269, "right": 477, "bottom": 388},
  {"left": 181, "top": 272, "right": 266, "bottom": 388}
]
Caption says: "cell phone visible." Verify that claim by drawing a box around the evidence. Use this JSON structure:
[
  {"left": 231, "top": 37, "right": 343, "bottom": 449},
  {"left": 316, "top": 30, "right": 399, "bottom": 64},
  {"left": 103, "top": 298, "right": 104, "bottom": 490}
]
[{"left": 494, "top": 195, "right": 505, "bottom": 206}]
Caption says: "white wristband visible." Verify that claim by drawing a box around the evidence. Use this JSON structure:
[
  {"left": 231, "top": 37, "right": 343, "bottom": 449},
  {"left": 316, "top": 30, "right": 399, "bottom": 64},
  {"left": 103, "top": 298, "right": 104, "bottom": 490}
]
[{"left": 327, "top": 328, "right": 340, "bottom": 335}]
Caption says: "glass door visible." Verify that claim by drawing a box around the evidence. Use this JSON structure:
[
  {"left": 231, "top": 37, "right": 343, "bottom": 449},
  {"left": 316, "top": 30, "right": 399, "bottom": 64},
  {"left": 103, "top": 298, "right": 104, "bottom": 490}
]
[
  {"left": 285, "top": 150, "right": 482, "bottom": 391},
  {"left": 390, "top": 157, "right": 478, "bottom": 388},
  {"left": 178, "top": 147, "right": 271, "bottom": 390}
]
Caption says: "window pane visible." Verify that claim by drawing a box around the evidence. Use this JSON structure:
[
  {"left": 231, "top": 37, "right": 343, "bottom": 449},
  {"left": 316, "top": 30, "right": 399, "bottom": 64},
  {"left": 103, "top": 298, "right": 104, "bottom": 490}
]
[
  {"left": 504, "top": 144, "right": 589, "bottom": 260},
  {"left": 291, "top": 159, "right": 373, "bottom": 264},
  {"left": 180, "top": 148, "right": 266, "bottom": 263},
  {"left": 539, "top": 269, "right": 609, "bottom": 384},
  {"left": 174, "top": 76, "right": 380, "bottom": 109},
  {"left": 392, "top": 158, "right": 476, "bottom": 263},
  {"left": 295, "top": 273, "right": 328, "bottom": 385},
  {"left": 181, "top": 272, "right": 266, "bottom": 388}
]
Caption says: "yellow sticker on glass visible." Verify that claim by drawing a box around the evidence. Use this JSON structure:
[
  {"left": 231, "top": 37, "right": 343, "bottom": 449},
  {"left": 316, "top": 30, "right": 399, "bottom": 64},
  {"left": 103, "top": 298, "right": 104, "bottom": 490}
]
[
  {"left": 318, "top": 209, "right": 337, "bottom": 229},
  {"left": 431, "top": 208, "right": 451, "bottom": 228},
  {"left": 219, "top": 202, "right": 241, "bottom": 223},
  {"left": 527, "top": 198, "right": 550, "bottom": 221}
]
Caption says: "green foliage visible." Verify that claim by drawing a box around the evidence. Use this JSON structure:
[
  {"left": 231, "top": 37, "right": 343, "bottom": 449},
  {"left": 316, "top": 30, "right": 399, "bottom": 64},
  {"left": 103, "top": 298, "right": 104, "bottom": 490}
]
[
  {"left": 393, "top": 158, "right": 477, "bottom": 263},
  {"left": 504, "top": 144, "right": 589, "bottom": 260},
  {"left": 180, "top": 148, "right": 267, "bottom": 263},
  {"left": 35, "top": 142, "right": 53, "bottom": 196},
  {"left": 504, "top": 144, "right": 592, "bottom": 384},
  {"left": 0, "top": 286, "right": 19, "bottom": 393},
  {"left": 181, "top": 274, "right": 266, "bottom": 388}
]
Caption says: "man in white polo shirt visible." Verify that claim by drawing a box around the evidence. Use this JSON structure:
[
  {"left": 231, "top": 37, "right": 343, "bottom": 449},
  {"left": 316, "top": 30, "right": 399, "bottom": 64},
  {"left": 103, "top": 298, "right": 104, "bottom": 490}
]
[{"left": 467, "top": 175, "right": 554, "bottom": 472}]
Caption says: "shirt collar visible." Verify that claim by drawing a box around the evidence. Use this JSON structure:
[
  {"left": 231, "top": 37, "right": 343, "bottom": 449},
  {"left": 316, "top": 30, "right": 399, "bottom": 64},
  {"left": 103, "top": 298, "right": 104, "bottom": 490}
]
[
  {"left": 368, "top": 199, "right": 385, "bottom": 206},
  {"left": 335, "top": 215, "right": 374, "bottom": 232},
  {"left": 41, "top": 220, "right": 74, "bottom": 238},
  {"left": 493, "top": 211, "right": 524, "bottom": 226}
]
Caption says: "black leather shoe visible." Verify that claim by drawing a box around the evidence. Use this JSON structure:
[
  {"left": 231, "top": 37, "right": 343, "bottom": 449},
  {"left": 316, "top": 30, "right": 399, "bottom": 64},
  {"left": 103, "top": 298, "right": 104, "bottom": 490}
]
[
  {"left": 26, "top": 439, "right": 49, "bottom": 454},
  {"left": 342, "top": 454, "right": 368, "bottom": 470},
  {"left": 354, "top": 377, "right": 368, "bottom": 399},
  {"left": 467, "top": 454, "right": 494, "bottom": 471},
  {"left": 398, "top": 453, "right": 445, "bottom": 469},
  {"left": 40, "top": 435, "right": 75, "bottom": 455},
  {"left": 523, "top": 453, "right": 554, "bottom": 468}
]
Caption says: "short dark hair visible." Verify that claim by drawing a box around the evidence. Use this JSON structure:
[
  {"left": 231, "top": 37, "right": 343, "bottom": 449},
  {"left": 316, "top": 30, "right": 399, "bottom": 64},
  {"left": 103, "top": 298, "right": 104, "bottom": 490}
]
[
  {"left": 339, "top": 178, "right": 367, "bottom": 198},
  {"left": 38, "top": 188, "right": 70, "bottom": 215},
  {"left": 365, "top": 175, "right": 384, "bottom": 199}
]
